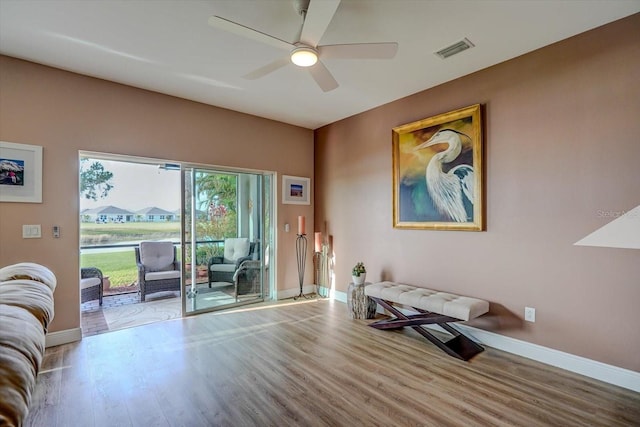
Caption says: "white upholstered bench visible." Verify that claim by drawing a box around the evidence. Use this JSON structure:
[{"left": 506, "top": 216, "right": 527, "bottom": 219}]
[{"left": 364, "top": 281, "right": 489, "bottom": 360}]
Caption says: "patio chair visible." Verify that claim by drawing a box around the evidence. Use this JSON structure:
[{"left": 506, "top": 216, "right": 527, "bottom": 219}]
[
  {"left": 234, "top": 260, "right": 261, "bottom": 299},
  {"left": 135, "top": 241, "right": 181, "bottom": 302},
  {"left": 80, "top": 267, "right": 103, "bottom": 305},
  {"left": 233, "top": 243, "right": 269, "bottom": 300},
  {"left": 207, "top": 238, "right": 255, "bottom": 287}
]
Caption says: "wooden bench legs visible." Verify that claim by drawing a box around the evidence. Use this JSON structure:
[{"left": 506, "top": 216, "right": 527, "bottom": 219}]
[{"left": 368, "top": 297, "right": 485, "bottom": 361}]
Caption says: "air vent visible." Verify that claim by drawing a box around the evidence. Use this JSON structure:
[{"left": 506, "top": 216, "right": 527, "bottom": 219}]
[{"left": 435, "top": 38, "right": 475, "bottom": 59}]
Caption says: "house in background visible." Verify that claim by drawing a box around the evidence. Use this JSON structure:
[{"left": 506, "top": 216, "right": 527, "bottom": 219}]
[
  {"left": 135, "top": 206, "right": 177, "bottom": 222},
  {"left": 81, "top": 206, "right": 134, "bottom": 223}
]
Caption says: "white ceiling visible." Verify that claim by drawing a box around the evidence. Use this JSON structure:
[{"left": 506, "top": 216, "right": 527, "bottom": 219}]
[{"left": 1, "top": 0, "right": 638, "bottom": 130}]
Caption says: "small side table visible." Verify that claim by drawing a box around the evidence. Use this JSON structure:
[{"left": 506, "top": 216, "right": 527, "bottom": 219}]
[{"left": 347, "top": 281, "right": 377, "bottom": 319}]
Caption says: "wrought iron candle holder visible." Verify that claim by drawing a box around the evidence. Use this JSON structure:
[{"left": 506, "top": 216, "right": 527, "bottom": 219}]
[{"left": 294, "top": 233, "right": 308, "bottom": 300}]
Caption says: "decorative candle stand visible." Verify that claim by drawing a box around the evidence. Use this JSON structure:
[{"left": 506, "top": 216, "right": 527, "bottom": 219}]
[
  {"left": 314, "top": 243, "right": 330, "bottom": 298},
  {"left": 294, "top": 233, "right": 308, "bottom": 300},
  {"left": 314, "top": 250, "right": 322, "bottom": 296},
  {"left": 314, "top": 231, "right": 327, "bottom": 298}
]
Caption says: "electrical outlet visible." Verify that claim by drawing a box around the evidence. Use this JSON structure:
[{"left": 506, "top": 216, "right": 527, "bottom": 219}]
[{"left": 524, "top": 307, "right": 536, "bottom": 322}]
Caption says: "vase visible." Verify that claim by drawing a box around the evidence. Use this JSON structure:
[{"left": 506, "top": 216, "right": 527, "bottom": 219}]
[{"left": 352, "top": 273, "right": 366, "bottom": 285}]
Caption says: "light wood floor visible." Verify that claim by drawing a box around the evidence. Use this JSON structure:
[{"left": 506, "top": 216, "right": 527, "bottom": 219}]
[{"left": 27, "top": 299, "right": 639, "bottom": 426}]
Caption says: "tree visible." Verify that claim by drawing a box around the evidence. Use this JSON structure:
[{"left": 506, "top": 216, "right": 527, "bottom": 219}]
[
  {"left": 195, "top": 173, "right": 238, "bottom": 240},
  {"left": 197, "top": 173, "right": 236, "bottom": 212},
  {"left": 80, "top": 158, "right": 114, "bottom": 201}
]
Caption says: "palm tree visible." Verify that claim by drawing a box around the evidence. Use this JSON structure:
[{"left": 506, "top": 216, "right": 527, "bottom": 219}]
[
  {"left": 197, "top": 173, "right": 237, "bottom": 212},
  {"left": 196, "top": 173, "right": 238, "bottom": 240}
]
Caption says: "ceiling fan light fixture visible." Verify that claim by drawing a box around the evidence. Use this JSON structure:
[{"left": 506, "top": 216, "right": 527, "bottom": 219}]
[{"left": 291, "top": 46, "right": 318, "bottom": 67}]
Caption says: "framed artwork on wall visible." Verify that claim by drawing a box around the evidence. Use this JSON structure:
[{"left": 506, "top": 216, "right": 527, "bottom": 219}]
[
  {"left": 0, "top": 141, "right": 43, "bottom": 203},
  {"left": 392, "top": 104, "right": 484, "bottom": 231},
  {"left": 282, "top": 175, "right": 310, "bottom": 205}
]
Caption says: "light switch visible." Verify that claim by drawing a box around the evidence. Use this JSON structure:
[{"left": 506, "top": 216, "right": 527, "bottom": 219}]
[
  {"left": 53, "top": 225, "right": 60, "bottom": 238},
  {"left": 22, "top": 224, "right": 42, "bottom": 239}
]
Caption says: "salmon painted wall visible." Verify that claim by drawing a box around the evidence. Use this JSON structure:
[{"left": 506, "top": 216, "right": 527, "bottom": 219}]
[
  {"left": 0, "top": 56, "right": 314, "bottom": 333},
  {"left": 314, "top": 14, "right": 640, "bottom": 371}
]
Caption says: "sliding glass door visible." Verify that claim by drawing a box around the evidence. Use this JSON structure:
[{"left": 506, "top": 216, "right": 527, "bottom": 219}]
[{"left": 182, "top": 166, "right": 272, "bottom": 315}]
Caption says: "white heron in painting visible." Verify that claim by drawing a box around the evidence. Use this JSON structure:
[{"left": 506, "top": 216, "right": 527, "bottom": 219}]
[{"left": 414, "top": 129, "right": 474, "bottom": 222}]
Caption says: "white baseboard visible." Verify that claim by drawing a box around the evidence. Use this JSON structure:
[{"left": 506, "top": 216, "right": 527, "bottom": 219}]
[
  {"left": 45, "top": 328, "right": 82, "bottom": 348},
  {"left": 329, "top": 287, "right": 347, "bottom": 303},
  {"left": 276, "top": 284, "right": 318, "bottom": 300},
  {"left": 452, "top": 323, "right": 640, "bottom": 393},
  {"left": 330, "top": 291, "right": 640, "bottom": 393},
  {"left": 277, "top": 285, "right": 344, "bottom": 302}
]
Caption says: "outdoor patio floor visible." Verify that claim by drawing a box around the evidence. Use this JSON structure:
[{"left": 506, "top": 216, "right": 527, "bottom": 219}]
[
  {"left": 81, "top": 291, "right": 177, "bottom": 337},
  {"left": 80, "top": 282, "right": 243, "bottom": 337}
]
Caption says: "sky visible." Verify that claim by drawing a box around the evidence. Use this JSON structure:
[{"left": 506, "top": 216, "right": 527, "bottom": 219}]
[{"left": 80, "top": 159, "right": 181, "bottom": 212}]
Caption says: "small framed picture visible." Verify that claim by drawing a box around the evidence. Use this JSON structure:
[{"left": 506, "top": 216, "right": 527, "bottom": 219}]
[
  {"left": 0, "top": 141, "right": 43, "bottom": 203},
  {"left": 282, "top": 175, "right": 310, "bottom": 205}
]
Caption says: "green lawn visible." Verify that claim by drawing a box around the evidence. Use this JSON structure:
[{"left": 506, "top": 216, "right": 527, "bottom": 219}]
[
  {"left": 81, "top": 250, "right": 139, "bottom": 287},
  {"left": 80, "top": 221, "right": 180, "bottom": 245}
]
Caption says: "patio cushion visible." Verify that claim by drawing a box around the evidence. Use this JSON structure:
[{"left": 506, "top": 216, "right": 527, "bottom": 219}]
[
  {"left": 223, "top": 238, "right": 250, "bottom": 264},
  {"left": 139, "top": 241, "right": 175, "bottom": 272},
  {"left": 80, "top": 277, "right": 101, "bottom": 290},
  {"left": 209, "top": 264, "right": 237, "bottom": 273},
  {"left": 144, "top": 270, "right": 181, "bottom": 281}
]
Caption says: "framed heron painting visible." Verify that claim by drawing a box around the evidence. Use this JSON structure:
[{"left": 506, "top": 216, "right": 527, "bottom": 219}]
[{"left": 392, "top": 104, "right": 484, "bottom": 231}]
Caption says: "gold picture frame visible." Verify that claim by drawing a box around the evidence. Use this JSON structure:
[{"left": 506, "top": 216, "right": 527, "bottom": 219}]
[{"left": 392, "top": 104, "right": 484, "bottom": 231}]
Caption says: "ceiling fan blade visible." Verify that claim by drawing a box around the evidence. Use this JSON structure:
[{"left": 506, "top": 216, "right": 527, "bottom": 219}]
[
  {"left": 243, "top": 56, "right": 291, "bottom": 80},
  {"left": 308, "top": 60, "right": 338, "bottom": 92},
  {"left": 299, "top": 0, "right": 341, "bottom": 47},
  {"left": 208, "top": 16, "right": 294, "bottom": 51},
  {"left": 318, "top": 42, "right": 398, "bottom": 59}
]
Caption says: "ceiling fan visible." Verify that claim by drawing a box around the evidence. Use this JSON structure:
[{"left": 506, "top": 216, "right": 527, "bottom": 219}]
[{"left": 208, "top": 0, "right": 398, "bottom": 92}]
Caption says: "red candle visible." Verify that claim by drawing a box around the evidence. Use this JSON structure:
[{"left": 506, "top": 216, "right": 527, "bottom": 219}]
[
  {"left": 298, "top": 216, "right": 306, "bottom": 235},
  {"left": 314, "top": 232, "right": 322, "bottom": 252}
]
